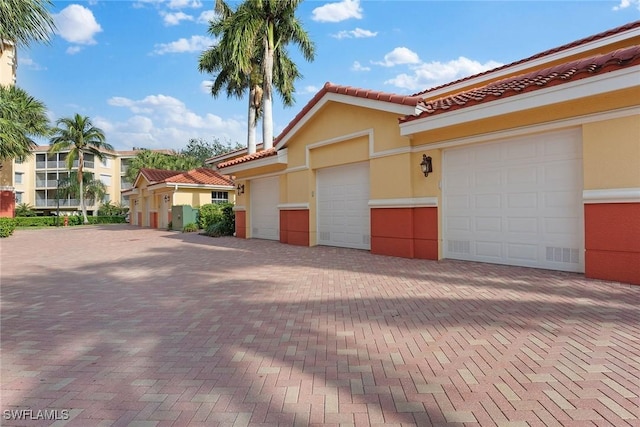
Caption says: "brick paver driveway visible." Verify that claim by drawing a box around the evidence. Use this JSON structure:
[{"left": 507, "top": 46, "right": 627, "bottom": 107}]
[{"left": 1, "top": 225, "right": 638, "bottom": 426}]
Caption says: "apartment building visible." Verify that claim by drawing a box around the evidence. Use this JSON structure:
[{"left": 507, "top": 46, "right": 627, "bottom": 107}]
[{"left": 10, "top": 147, "right": 153, "bottom": 216}]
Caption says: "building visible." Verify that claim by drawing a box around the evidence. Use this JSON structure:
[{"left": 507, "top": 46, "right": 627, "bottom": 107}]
[
  {"left": 215, "top": 22, "right": 640, "bottom": 285},
  {"left": 0, "top": 40, "right": 18, "bottom": 216},
  {"left": 123, "top": 167, "right": 235, "bottom": 228},
  {"left": 9, "top": 146, "right": 156, "bottom": 216}
]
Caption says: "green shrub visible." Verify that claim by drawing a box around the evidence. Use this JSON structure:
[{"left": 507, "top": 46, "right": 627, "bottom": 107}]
[
  {"left": 182, "top": 222, "right": 198, "bottom": 233},
  {"left": 14, "top": 216, "right": 57, "bottom": 227},
  {"left": 86, "top": 216, "right": 127, "bottom": 224},
  {"left": 98, "top": 201, "right": 129, "bottom": 217},
  {"left": 0, "top": 218, "right": 16, "bottom": 237},
  {"left": 198, "top": 203, "right": 224, "bottom": 229},
  {"left": 167, "top": 221, "right": 173, "bottom": 231},
  {"left": 14, "top": 203, "right": 37, "bottom": 217},
  {"left": 201, "top": 203, "right": 235, "bottom": 237}
]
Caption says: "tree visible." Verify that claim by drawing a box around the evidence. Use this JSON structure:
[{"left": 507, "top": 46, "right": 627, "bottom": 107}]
[
  {"left": 199, "top": 0, "right": 309, "bottom": 153},
  {"left": 230, "top": 0, "right": 315, "bottom": 149},
  {"left": 181, "top": 137, "right": 244, "bottom": 164},
  {"left": 123, "top": 150, "right": 201, "bottom": 184},
  {"left": 0, "top": 85, "right": 50, "bottom": 161},
  {"left": 58, "top": 171, "right": 107, "bottom": 210},
  {"left": 0, "top": 0, "right": 55, "bottom": 52},
  {"left": 49, "top": 114, "right": 113, "bottom": 224}
]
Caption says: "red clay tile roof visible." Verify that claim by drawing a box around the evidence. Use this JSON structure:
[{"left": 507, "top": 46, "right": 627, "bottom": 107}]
[
  {"left": 411, "top": 20, "right": 640, "bottom": 97},
  {"left": 272, "top": 82, "right": 421, "bottom": 147},
  {"left": 140, "top": 168, "right": 185, "bottom": 183},
  {"left": 404, "top": 45, "right": 640, "bottom": 122},
  {"left": 162, "top": 168, "right": 234, "bottom": 186},
  {"left": 218, "top": 148, "right": 277, "bottom": 168}
]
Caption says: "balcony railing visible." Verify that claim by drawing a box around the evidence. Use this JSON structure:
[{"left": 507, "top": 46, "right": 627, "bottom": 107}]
[{"left": 35, "top": 199, "right": 81, "bottom": 208}]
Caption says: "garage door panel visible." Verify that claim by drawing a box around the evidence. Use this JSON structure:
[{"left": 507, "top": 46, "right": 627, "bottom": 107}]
[
  {"left": 317, "top": 162, "right": 370, "bottom": 250},
  {"left": 444, "top": 129, "right": 584, "bottom": 273},
  {"left": 250, "top": 176, "right": 279, "bottom": 240}
]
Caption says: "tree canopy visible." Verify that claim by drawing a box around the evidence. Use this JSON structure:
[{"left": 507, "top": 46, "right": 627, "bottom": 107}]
[
  {"left": 0, "top": 0, "right": 55, "bottom": 51},
  {"left": 0, "top": 85, "right": 50, "bottom": 161}
]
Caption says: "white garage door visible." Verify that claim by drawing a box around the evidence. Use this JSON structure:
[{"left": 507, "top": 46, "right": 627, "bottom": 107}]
[
  {"left": 443, "top": 128, "right": 584, "bottom": 272},
  {"left": 317, "top": 162, "right": 370, "bottom": 250},
  {"left": 250, "top": 176, "right": 279, "bottom": 240}
]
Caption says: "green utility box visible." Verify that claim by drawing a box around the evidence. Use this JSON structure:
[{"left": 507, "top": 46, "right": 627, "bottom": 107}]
[{"left": 171, "top": 205, "right": 198, "bottom": 230}]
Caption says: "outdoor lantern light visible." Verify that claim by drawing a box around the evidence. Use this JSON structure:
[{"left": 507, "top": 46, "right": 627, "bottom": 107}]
[
  {"left": 237, "top": 184, "right": 245, "bottom": 195},
  {"left": 164, "top": 194, "right": 170, "bottom": 202},
  {"left": 420, "top": 154, "right": 433, "bottom": 177}
]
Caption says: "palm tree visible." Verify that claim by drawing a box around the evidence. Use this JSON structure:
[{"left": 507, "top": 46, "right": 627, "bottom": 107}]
[
  {"left": 200, "top": 0, "right": 312, "bottom": 152},
  {"left": 0, "top": 85, "right": 50, "bottom": 161},
  {"left": 235, "top": 0, "right": 314, "bottom": 148},
  {"left": 0, "top": 0, "right": 55, "bottom": 52},
  {"left": 49, "top": 114, "right": 113, "bottom": 224},
  {"left": 57, "top": 171, "right": 107, "bottom": 211}
]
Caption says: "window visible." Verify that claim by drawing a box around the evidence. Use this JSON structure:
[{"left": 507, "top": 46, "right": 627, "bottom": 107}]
[
  {"left": 211, "top": 191, "right": 229, "bottom": 204},
  {"left": 14, "top": 172, "right": 23, "bottom": 184},
  {"left": 100, "top": 174, "right": 112, "bottom": 186},
  {"left": 15, "top": 192, "right": 23, "bottom": 204},
  {"left": 101, "top": 157, "right": 111, "bottom": 168}
]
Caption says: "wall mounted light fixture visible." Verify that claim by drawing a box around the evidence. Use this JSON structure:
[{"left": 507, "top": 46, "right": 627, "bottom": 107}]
[
  {"left": 237, "top": 184, "right": 245, "bottom": 195},
  {"left": 420, "top": 154, "right": 433, "bottom": 177},
  {"left": 163, "top": 194, "right": 170, "bottom": 202}
]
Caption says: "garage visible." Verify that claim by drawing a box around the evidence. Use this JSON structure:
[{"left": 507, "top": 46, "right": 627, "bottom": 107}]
[
  {"left": 250, "top": 176, "right": 279, "bottom": 240},
  {"left": 442, "top": 128, "right": 584, "bottom": 272},
  {"left": 317, "top": 162, "right": 370, "bottom": 250}
]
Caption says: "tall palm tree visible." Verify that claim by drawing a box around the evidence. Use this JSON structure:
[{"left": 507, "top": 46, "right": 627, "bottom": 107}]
[
  {"left": 234, "top": 0, "right": 314, "bottom": 148},
  {"left": 49, "top": 114, "right": 113, "bottom": 224},
  {"left": 0, "top": 0, "right": 55, "bottom": 52},
  {"left": 0, "top": 85, "right": 50, "bottom": 161},
  {"left": 200, "top": 0, "right": 311, "bottom": 152},
  {"left": 57, "top": 171, "right": 107, "bottom": 210}
]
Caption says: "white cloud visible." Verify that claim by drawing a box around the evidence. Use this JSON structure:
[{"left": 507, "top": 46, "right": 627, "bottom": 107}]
[
  {"left": 197, "top": 9, "right": 217, "bottom": 24},
  {"left": 200, "top": 80, "right": 212, "bottom": 95},
  {"left": 54, "top": 4, "right": 102, "bottom": 45},
  {"left": 332, "top": 27, "right": 377, "bottom": 39},
  {"left": 19, "top": 57, "right": 46, "bottom": 70},
  {"left": 103, "top": 94, "right": 245, "bottom": 150},
  {"left": 312, "top": 0, "right": 362, "bottom": 23},
  {"left": 385, "top": 56, "right": 503, "bottom": 91},
  {"left": 373, "top": 47, "right": 420, "bottom": 67},
  {"left": 161, "top": 11, "right": 194, "bottom": 26},
  {"left": 351, "top": 61, "right": 370, "bottom": 72},
  {"left": 152, "top": 35, "right": 215, "bottom": 55},
  {"left": 66, "top": 46, "right": 83, "bottom": 55},
  {"left": 168, "top": 0, "right": 202, "bottom": 9},
  {"left": 298, "top": 85, "right": 319, "bottom": 95},
  {"left": 613, "top": 0, "right": 640, "bottom": 10}
]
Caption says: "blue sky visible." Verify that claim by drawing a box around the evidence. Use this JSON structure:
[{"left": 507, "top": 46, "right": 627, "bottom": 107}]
[{"left": 16, "top": 0, "right": 640, "bottom": 152}]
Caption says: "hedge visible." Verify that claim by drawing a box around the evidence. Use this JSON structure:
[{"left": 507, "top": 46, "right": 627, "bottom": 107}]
[
  {"left": 0, "top": 218, "right": 16, "bottom": 238},
  {"left": 14, "top": 216, "right": 127, "bottom": 228}
]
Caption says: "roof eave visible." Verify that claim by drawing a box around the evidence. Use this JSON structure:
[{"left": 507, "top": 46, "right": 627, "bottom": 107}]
[{"left": 400, "top": 66, "right": 640, "bottom": 136}]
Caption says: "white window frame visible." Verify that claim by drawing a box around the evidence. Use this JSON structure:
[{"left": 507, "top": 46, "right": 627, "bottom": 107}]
[{"left": 211, "top": 191, "right": 229, "bottom": 204}]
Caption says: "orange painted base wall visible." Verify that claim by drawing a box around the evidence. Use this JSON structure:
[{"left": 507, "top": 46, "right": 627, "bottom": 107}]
[
  {"left": 585, "top": 203, "right": 640, "bottom": 285},
  {"left": 235, "top": 211, "right": 246, "bottom": 238},
  {"left": 370, "top": 207, "right": 438, "bottom": 260},
  {"left": 0, "top": 190, "right": 15, "bottom": 218},
  {"left": 150, "top": 212, "right": 158, "bottom": 228},
  {"left": 280, "top": 210, "right": 309, "bottom": 246}
]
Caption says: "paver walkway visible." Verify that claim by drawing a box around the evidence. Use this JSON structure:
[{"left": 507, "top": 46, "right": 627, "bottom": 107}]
[{"left": 1, "top": 225, "right": 639, "bottom": 426}]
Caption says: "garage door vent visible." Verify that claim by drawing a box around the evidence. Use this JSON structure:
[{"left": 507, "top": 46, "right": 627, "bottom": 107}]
[
  {"left": 448, "top": 240, "right": 471, "bottom": 254},
  {"left": 320, "top": 231, "right": 330, "bottom": 241},
  {"left": 546, "top": 247, "right": 579, "bottom": 264}
]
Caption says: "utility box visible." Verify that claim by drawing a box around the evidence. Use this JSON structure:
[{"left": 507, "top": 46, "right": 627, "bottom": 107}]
[{"left": 171, "top": 205, "right": 198, "bottom": 230}]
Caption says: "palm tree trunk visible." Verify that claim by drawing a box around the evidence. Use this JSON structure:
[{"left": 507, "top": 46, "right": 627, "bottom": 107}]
[
  {"left": 247, "top": 89, "right": 257, "bottom": 155},
  {"left": 78, "top": 151, "right": 89, "bottom": 224},
  {"left": 262, "top": 36, "right": 274, "bottom": 149}
]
